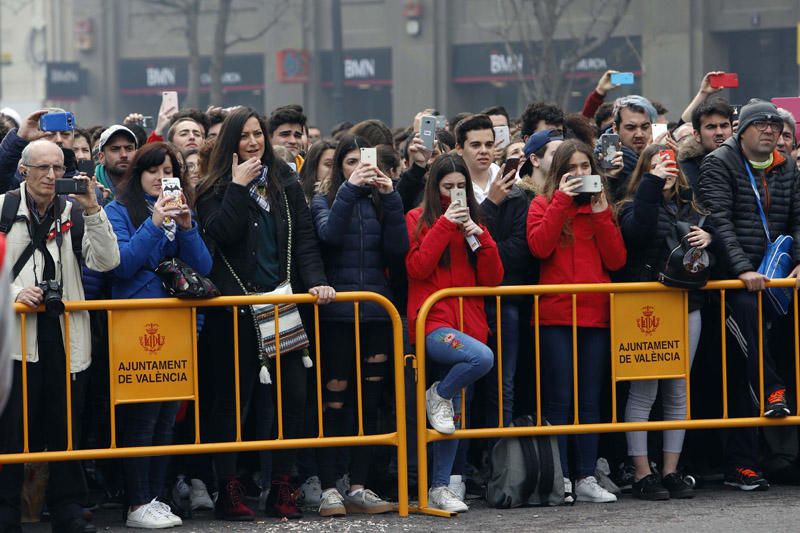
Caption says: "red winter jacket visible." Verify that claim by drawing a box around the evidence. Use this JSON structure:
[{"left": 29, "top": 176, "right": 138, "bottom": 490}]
[
  {"left": 405, "top": 208, "right": 504, "bottom": 345},
  {"left": 526, "top": 191, "right": 627, "bottom": 327}
]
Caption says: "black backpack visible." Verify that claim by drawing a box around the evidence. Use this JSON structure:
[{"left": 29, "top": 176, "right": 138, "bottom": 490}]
[
  {"left": 656, "top": 217, "right": 711, "bottom": 290},
  {"left": 487, "top": 415, "right": 564, "bottom": 508},
  {"left": 0, "top": 190, "right": 84, "bottom": 279}
]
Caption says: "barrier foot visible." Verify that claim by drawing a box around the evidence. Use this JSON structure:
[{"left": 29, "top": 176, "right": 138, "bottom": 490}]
[{"left": 410, "top": 505, "right": 457, "bottom": 518}]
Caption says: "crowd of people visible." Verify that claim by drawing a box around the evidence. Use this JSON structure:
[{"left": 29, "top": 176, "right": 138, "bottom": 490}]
[{"left": 0, "top": 67, "right": 799, "bottom": 531}]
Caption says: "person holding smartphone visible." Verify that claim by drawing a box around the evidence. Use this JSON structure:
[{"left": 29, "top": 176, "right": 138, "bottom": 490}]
[
  {"left": 105, "top": 142, "right": 212, "bottom": 528},
  {"left": 527, "top": 139, "right": 626, "bottom": 504},
  {"left": 310, "top": 134, "right": 408, "bottom": 517},
  {"left": 406, "top": 154, "right": 503, "bottom": 513},
  {"left": 618, "top": 144, "right": 715, "bottom": 501}
]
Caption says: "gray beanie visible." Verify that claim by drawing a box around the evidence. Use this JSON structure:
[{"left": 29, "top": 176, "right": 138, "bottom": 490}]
[{"left": 736, "top": 98, "right": 783, "bottom": 139}]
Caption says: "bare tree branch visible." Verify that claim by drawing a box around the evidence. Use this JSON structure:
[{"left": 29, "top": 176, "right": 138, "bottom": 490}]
[{"left": 224, "top": 1, "right": 289, "bottom": 49}]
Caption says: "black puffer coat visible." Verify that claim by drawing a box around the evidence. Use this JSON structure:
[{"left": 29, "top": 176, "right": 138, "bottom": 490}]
[{"left": 697, "top": 137, "right": 800, "bottom": 277}]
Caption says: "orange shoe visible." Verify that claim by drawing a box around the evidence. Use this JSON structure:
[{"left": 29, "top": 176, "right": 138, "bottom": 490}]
[{"left": 765, "top": 388, "right": 791, "bottom": 418}]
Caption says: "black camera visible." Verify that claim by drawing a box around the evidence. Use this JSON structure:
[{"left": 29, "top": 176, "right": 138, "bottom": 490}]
[
  {"left": 38, "top": 280, "right": 64, "bottom": 316},
  {"left": 54, "top": 178, "right": 88, "bottom": 195}
]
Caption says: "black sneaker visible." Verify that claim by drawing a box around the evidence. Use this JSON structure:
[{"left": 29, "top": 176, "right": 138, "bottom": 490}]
[
  {"left": 764, "top": 388, "right": 791, "bottom": 418},
  {"left": 631, "top": 474, "right": 670, "bottom": 501},
  {"left": 661, "top": 472, "right": 695, "bottom": 499},
  {"left": 724, "top": 467, "right": 770, "bottom": 491}
]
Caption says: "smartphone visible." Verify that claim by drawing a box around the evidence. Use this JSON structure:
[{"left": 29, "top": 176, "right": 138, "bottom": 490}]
[
  {"left": 652, "top": 123, "right": 669, "bottom": 141},
  {"left": 76, "top": 159, "right": 95, "bottom": 177},
  {"left": 493, "top": 125, "right": 510, "bottom": 150},
  {"left": 501, "top": 157, "right": 520, "bottom": 178},
  {"left": 54, "top": 178, "right": 88, "bottom": 195},
  {"left": 140, "top": 116, "right": 154, "bottom": 129},
  {"left": 420, "top": 115, "right": 436, "bottom": 151},
  {"left": 40, "top": 112, "right": 75, "bottom": 132},
  {"left": 708, "top": 73, "right": 739, "bottom": 89},
  {"left": 435, "top": 115, "right": 447, "bottom": 131},
  {"left": 599, "top": 133, "right": 621, "bottom": 170},
  {"left": 360, "top": 147, "right": 377, "bottom": 167},
  {"left": 450, "top": 187, "right": 467, "bottom": 210},
  {"left": 573, "top": 175, "right": 603, "bottom": 194},
  {"left": 659, "top": 149, "right": 676, "bottom": 166},
  {"left": 610, "top": 72, "right": 635, "bottom": 85},
  {"left": 161, "top": 177, "right": 182, "bottom": 209},
  {"left": 161, "top": 91, "right": 179, "bottom": 112}
]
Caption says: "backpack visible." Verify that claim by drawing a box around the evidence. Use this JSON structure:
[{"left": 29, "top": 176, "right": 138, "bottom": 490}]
[
  {"left": 0, "top": 190, "right": 85, "bottom": 277},
  {"left": 656, "top": 217, "right": 711, "bottom": 290},
  {"left": 487, "top": 415, "right": 564, "bottom": 508}
]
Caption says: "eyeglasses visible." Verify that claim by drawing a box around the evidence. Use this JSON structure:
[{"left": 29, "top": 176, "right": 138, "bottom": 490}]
[
  {"left": 752, "top": 120, "right": 783, "bottom": 133},
  {"left": 27, "top": 164, "right": 66, "bottom": 175}
]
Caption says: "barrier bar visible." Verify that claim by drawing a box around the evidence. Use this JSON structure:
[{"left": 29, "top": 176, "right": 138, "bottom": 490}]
[
  {"left": 720, "top": 290, "right": 728, "bottom": 419},
  {"left": 191, "top": 307, "right": 200, "bottom": 444},
  {"left": 758, "top": 292, "right": 764, "bottom": 416},
  {"left": 495, "top": 295, "right": 503, "bottom": 428},
  {"left": 684, "top": 292, "right": 692, "bottom": 420},
  {"left": 314, "top": 304, "right": 324, "bottom": 438},
  {"left": 795, "top": 290, "right": 800, "bottom": 415},
  {"left": 534, "top": 295, "right": 541, "bottom": 427},
  {"left": 354, "top": 302, "right": 364, "bottom": 437},
  {"left": 610, "top": 293, "right": 617, "bottom": 423},
  {"left": 106, "top": 310, "right": 116, "bottom": 449},
  {"left": 275, "top": 303, "right": 284, "bottom": 441},
  {"left": 232, "top": 306, "right": 242, "bottom": 442},
  {"left": 571, "top": 294, "right": 579, "bottom": 425},
  {"left": 20, "top": 313, "right": 28, "bottom": 453},
  {"left": 64, "top": 311, "right": 73, "bottom": 450}
]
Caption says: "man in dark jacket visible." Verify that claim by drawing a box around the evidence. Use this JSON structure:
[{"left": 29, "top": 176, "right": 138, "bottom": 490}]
[
  {"left": 698, "top": 98, "right": 800, "bottom": 491},
  {"left": 679, "top": 99, "right": 734, "bottom": 188}
]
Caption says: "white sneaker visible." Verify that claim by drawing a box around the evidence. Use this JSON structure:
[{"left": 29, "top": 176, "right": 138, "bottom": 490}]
[
  {"left": 564, "top": 477, "right": 574, "bottom": 504},
  {"left": 190, "top": 478, "right": 214, "bottom": 511},
  {"left": 575, "top": 476, "right": 618, "bottom": 503},
  {"left": 150, "top": 500, "right": 183, "bottom": 527},
  {"left": 298, "top": 475, "right": 322, "bottom": 506},
  {"left": 428, "top": 486, "right": 468, "bottom": 513},
  {"left": 318, "top": 488, "right": 346, "bottom": 517},
  {"left": 126, "top": 501, "right": 174, "bottom": 529},
  {"left": 448, "top": 475, "right": 466, "bottom": 502},
  {"left": 426, "top": 382, "right": 455, "bottom": 434},
  {"left": 336, "top": 473, "right": 351, "bottom": 498}
]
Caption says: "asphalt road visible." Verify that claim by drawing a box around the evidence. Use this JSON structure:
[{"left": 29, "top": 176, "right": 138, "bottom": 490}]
[{"left": 20, "top": 484, "right": 800, "bottom": 532}]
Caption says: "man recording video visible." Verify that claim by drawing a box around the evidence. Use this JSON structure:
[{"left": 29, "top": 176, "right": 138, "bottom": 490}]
[{"left": 0, "top": 139, "right": 119, "bottom": 532}]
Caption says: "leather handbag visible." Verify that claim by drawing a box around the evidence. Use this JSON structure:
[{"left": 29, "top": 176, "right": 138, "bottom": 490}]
[
  {"left": 219, "top": 191, "right": 310, "bottom": 384},
  {"left": 155, "top": 257, "right": 220, "bottom": 298}
]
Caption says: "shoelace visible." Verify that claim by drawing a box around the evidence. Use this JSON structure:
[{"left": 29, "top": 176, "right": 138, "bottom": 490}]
[
  {"left": 150, "top": 500, "right": 176, "bottom": 520},
  {"left": 736, "top": 467, "right": 759, "bottom": 478},
  {"left": 768, "top": 389, "right": 786, "bottom": 404}
]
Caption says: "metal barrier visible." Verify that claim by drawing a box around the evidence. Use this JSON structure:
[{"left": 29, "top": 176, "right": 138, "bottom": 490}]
[
  {"left": 6, "top": 292, "right": 408, "bottom": 516},
  {"left": 413, "top": 280, "right": 800, "bottom": 517}
]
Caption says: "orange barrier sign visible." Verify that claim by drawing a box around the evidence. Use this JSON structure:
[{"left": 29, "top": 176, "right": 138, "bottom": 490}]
[
  {"left": 612, "top": 291, "right": 688, "bottom": 380},
  {"left": 111, "top": 308, "right": 195, "bottom": 402}
]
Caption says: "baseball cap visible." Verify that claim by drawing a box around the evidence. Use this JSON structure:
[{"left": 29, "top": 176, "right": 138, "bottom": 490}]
[
  {"left": 519, "top": 129, "right": 563, "bottom": 177},
  {"left": 98, "top": 125, "right": 138, "bottom": 151}
]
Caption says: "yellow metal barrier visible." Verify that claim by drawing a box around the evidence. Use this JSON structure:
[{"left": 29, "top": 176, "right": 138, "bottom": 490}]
[
  {"left": 414, "top": 280, "right": 800, "bottom": 517},
  {"left": 6, "top": 292, "right": 409, "bottom": 517}
]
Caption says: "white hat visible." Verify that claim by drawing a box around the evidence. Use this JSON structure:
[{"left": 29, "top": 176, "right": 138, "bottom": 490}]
[
  {"left": 98, "top": 125, "right": 138, "bottom": 151},
  {"left": 0, "top": 107, "right": 21, "bottom": 128}
]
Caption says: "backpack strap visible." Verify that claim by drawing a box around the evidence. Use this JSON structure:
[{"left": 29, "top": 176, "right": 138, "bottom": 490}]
[
  {"left": 0, "top": 190, "right": 22, "bottom": 234},
  {"left": 535, "top": 434, "right": 556, "bottom": 503},
  {"left": 69, "top": 202, "right": 84, "bottom": 265},
  {"left": 518, "top": 434, "right": 539, "bottom": 500}
]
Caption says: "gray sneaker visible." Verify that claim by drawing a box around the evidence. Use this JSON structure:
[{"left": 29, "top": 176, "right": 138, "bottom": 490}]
[
  {"left": 318, "top": 488, "right": 346, "bottom": 517},
  {"left": 343, "top": 489, "right": 393, "bottom": 514}
]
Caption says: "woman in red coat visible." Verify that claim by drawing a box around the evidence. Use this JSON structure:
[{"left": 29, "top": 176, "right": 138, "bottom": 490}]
[
  {"left": 406, "top": 154, "right": 503, "bottom": 513},
  {"left": 527, "top": 139, "right": 627, "bottom": 505}
]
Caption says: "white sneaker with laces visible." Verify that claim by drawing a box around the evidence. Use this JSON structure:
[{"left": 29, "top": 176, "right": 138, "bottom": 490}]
[
  {"left": 150, "top": 499, "right": 183, "bottom": 527},
  {"left": 426, "top": 382, "right": 455, "bottom": 434},
  {"left": 318, "top": 488, "right": 346, "bottom": 517},
  {"left": 429, "top": 486, "right": 468, "bottom": 513},
  {"left": 448, "top": 475, "right": 466, "bottom": 502},
  {"left": 575, "top": 476, "right": 618, "bottom": 503},
  {"left": 190, "top": 478, "right": 214, "bottom": 511},
  {"left": 299, "top": 475, "right": 323, "bottom": 506},
  {"left": 126, "top": 501, "right": 174, "bottom": 529},
  {"left": 564, "top": 477, "right": 574, "bottom": 504}
]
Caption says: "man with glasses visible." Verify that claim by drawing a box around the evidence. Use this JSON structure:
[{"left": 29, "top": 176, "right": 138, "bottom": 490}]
[
  {"left": 0, "top": 139, "right": 119, "bottom": 532},
  {"left": 698, "top": 99, "right": 800, "bottom": 491}
]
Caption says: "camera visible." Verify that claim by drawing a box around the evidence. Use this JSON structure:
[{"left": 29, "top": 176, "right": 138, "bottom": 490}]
[{"left": 38, "top": 280, "right": 64, "bottom": 316}]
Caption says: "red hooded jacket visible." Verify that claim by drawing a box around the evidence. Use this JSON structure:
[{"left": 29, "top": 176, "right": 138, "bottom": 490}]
[
  {"left": 406, "top": 208, "right": 504, "bottom": 345},
  {"left": 526, "top": 190, "right": 627, "bottom": 327}
]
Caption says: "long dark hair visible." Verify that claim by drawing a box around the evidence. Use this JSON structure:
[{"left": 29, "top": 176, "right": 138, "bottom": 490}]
[
  {"left": 320, "top": 134, "right": 371, "bottom": 205},
  {"left": 299, "top": 138, "right": 337, "bottom": 201},
  {"left": 621, "top": 143, "right": 699, "bottom": 210},
  {"left": 117, "top": 142, "right": 189, "bottom": 228},
  {"left": 196, "top": 107, "right": 281, "bottom": 203}
]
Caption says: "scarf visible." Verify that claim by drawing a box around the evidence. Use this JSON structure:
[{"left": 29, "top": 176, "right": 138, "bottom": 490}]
[
  {"left": 95, "top": 164, "right": 117, "bottom": 203},
  {"left": 146, "top": 195, "right": 176, "bottom": 242},
  {"left": 248, "top": 166, "right": 271, "bottom": 213}
]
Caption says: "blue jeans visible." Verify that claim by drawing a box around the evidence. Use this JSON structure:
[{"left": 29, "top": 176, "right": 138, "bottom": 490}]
[
  {"left": 485, "top": 301, "right": 521, "bottom": 427},
  {"left": 426, "top": 328, "right": 493, "bottom": 488},
  {"left": 119, "top": 401, "right": 181, "bottom": 505},
  {"left": 540, "top": 326, "right": 609, "bottom": 479}
]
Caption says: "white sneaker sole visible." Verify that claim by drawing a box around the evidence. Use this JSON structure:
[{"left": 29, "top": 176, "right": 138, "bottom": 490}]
[
  {"left": 430, "top": 501, "right": 468, "bottom": 513},
  {"left": 125, "top": 518, "right": 174, "bottom": 529},
  {"left": 576, "top": 493, "right": 618, "bottom": 503},
  {"left": 426, "top": 390, "right": 455, "bottom": 434}
]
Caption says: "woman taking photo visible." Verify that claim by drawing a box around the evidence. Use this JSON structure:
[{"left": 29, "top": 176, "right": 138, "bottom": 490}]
[
  {"left": 526, "top": 139, "right": 626, "bottom": 505},
  {"left": 406, "top": 154, "right": 503, "bottom": 513},
  {"left": 310, "top": 134, "right": 408, "bottom": 517},
  {"left": 106, "top": 142, "right": 212, "bottom": 529},
  {"left": 195, "top": 108, "right": 334, "bottom": 521},
  {"left": 618, "top": 144, "right": 713, "bottom": 501}
]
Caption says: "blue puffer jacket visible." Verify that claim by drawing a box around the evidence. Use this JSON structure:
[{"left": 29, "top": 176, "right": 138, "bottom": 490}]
[
  {"left": 311, "top": 181, "right": 408, "bottom": 322},
  {"left": 105, "top": 199, "right": 212, "bottom": 300}
]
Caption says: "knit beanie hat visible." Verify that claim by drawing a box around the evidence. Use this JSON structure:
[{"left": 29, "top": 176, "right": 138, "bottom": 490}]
[{"left": 736, "top": 99, "right": 783, "bottom": 140}]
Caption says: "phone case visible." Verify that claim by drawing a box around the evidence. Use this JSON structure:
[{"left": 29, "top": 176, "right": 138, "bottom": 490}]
[
  {"left": 360, "top": 147, "right": 377, "bottom": 167},
  {"left": 420, "top": 116, "right": 436, "bottom": 150},
  {"left": 574, "top": 175, "right": 602, "bottom": 194},
  {"left": 450, "top": 188, "right": 467, "bottom": 208},
  {"left": 162, "top": 177, "right": 182, "bottom": 208},
  {"left": 709, "top": 73, "right": 739, "bottom": 89},
  {"left": 600, "top": 134, "right": 620, "bottom": 169},
  {"left": 494, "top": 126, "right": 510, "bottom": 149},
  {"left": 39, "top": 112, "right": 75, "bottom": 132},
  {"left": 610, "top": 72, "right": 635, "bottom": 85}
]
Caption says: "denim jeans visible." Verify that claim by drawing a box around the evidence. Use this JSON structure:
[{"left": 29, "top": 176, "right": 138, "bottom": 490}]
[
  {"left": 426, "top": 328, "right": 493, "bottom": 488},
  {"left": 485, "top": 301, "right": 521, "bottom": 428},
  {"left": 119, "top": 401, "right": 181, "bottom": 505},
  {"left": 540, "top": 326, "right": 609, "bottom": 479}
]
